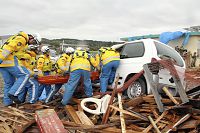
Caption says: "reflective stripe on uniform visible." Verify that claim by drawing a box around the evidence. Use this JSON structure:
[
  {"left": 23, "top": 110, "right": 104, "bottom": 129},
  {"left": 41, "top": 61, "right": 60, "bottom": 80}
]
[
  {"left": 0, "top": 60, "right": 13, "bottom": 65},
  {"left": 45, "top": 85, "right": 55, "bottom": 103},
  {"left": 1, "top": 49, "right": 11, "bottom": 58},
  {"left": 102, "top": 55, "right": 120, "bottom": 65},
  {"left": 70, "top": 64, "right": 90, "bottom": 70},
  {"left": 29, "top": 79, "right": 36, "bottom": 103},
  {"left": 14, "top": 66, "right": 29, "bottom": 96}
]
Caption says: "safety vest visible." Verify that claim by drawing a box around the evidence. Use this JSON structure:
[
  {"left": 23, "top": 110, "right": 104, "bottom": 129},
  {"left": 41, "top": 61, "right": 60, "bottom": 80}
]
[
  {"left": 37, "top": 54, "right": 52, "bottom": 73},
  {"left": 0, "top": 34, "right": 28, "bottom": 67},
  {"left": 69, "top": 50, "right": 98, "bottom": 72},
  {"left": 99, "top": 47, "right": 120, "bottom": 65},
  {"left": 56, "top": 53, "right": 70, "bottom": 74},
  {"left": 27, "top": 51, "right": 37, "bottom": 70}
]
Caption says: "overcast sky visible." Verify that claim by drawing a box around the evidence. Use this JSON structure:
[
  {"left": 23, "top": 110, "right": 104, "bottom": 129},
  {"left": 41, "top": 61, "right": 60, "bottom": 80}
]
[{"left": 0, "top": 0, "right": 199, "bottom": 41}]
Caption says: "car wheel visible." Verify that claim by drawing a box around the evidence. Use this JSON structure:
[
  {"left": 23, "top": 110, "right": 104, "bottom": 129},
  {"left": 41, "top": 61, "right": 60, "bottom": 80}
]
[{"left": 126, "top": 78, "right": 146, "bottom": 99}]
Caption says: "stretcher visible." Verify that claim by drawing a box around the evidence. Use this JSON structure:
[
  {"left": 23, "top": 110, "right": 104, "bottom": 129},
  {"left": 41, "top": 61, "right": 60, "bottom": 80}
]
[{"left": 38, "top": 71, "right": 99, "bottom": 84}]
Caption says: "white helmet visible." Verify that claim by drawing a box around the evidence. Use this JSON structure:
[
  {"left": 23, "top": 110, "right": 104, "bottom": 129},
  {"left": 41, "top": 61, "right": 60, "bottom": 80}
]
[
  {"left": 76, "top": 47, "right": 84, "bottom": 51},
  {"left": 65, "top": 47, "right": 75, "bottom": 54},
  {"left": 32, "top": 33, "right": 41, "bottom": 44},
  {"left": 28, "top": 44, "right": 39, "bottom": 50},
  {"left": 41, "top": 45, "right": 50, "bottom": 53}
]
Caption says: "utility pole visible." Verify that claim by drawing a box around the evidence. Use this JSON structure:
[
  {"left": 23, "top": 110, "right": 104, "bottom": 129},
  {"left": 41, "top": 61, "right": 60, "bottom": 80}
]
[{"left": 62, "top": 40, "right": 64, "bottom": 51}]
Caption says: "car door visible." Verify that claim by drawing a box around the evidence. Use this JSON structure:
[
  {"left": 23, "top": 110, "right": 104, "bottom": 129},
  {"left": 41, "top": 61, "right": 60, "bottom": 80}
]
[
  {"left": 114, "top": 41, "right": 151, "bottom": 87},
  {"left": 154, "top": 41, "right": 186, "bottom": 88}
]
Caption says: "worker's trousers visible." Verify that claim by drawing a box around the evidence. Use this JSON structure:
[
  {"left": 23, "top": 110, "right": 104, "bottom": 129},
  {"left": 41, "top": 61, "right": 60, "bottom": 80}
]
[
  {"left": 45, "top": 83, "right": 62, "bottom": 103},
  {"left": 62, "top": 69, "right": 93, "bottom": 105},
  {"left": 100, "top": 60, "right": 120, "bottom": 92},
  {"left": 38, "top": 71, "right": 51, "bottom": 99},
  {"left": 0, "top": 58, "right": 30, "bottom": 106},
  {"left": 18, "top": 78, "right": 39, "bottom": 104}
]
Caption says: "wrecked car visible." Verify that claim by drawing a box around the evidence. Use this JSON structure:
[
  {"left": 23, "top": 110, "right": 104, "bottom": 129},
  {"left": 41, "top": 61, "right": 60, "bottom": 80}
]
[{"left": 111, "top": 39, "right": 186, "bottom": 98}]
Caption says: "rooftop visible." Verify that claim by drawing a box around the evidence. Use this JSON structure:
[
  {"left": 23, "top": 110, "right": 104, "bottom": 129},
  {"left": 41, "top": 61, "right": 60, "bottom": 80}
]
[{"left": 120, "top": 31, "right": 200, "bottom": 41}]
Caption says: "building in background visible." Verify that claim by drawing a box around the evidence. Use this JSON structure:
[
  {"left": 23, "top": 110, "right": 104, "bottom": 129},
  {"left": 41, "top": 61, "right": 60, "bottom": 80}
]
[
  {"left": 60, "top": 40, "right": 88, "bottom": 51},
  {"left": 121, "top": 32, "right": 200, "bottom": 68}
]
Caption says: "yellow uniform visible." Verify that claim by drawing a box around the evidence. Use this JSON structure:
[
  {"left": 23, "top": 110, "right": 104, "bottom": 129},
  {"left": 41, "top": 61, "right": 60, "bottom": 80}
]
[
  {"left": 98, "top": 47, "right": 120, "bottom": 92},
  {"left": 27, "top": 51, "right": 37, "bottom": 71},
  {"left": 0, "top": 32, "right": 28, "bottom": 67},
  {"left": 56, "top": 53, "right": 70, "bottom": 74},
  {"left": 0, "top": 32, "right": 31, "bottom": 106},
  {"left": 68, "top": 50, "right": 98, "bottom": 72},
  {"left": 99, "top": 47, "right": 120, "bottom": 65},
  {"left": 37, "top": 54, "right": 52, "bottom": 76}
]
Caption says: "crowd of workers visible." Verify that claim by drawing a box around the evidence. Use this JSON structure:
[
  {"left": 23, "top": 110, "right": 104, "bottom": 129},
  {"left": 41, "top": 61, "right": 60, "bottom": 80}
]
[{"left": 0, "top": 31, "right": 120, "bottom": 106}]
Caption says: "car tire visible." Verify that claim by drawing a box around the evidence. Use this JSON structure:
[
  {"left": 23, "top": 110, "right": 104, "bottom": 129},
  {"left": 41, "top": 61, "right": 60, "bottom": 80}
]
[{"left": 126, "top": 78, "right": 147, "bottom": 99}]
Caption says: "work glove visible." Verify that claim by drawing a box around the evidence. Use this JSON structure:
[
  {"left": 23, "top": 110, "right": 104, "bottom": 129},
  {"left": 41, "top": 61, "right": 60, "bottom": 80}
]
[
  {"left": 0, "top": 59, "right": 3, "bottom": 64},
  {"left": 33, "top": 74, "right": 38, "bottom": 79},
  {"left": 63, "top": 71, "right": 69, "bottom": 76}
]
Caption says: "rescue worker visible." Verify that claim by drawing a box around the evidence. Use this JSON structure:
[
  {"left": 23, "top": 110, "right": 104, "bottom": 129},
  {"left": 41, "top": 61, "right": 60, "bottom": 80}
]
[
  {"left": 61, "top": 47, "right": 99, "bottom": 105},
  {"left": 27, "top": 44, "right": 39, "bottom": 71},
  {"left": 45, "top": 47, "right": 75, "bottom": 103},
  {"left": 37, "top": 45, "right": 52, "bottom": 99},
  {"left": 0, "top": 31, "right": 40, "bottom": 106},
  {"left": 98, "top": 47, "right": 120, "bottom": 92},
  {"left": 17, "top": 52, "right": 39, "bottom": 104}
]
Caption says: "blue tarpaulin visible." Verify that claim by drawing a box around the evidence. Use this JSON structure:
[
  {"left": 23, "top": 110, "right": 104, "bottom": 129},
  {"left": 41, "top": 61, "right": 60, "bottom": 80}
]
[
  {"left": 159, "top": 31, "right": 191, "bottom": 46},
  {"left": 182, "top": 32, "right": 190, "bottom": 46},
  {"left": 159, "top": 31, "right": 184, "bottom": 44}
]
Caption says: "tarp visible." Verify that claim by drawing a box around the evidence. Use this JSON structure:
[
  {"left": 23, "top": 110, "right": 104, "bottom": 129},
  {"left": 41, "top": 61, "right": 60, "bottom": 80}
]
[
  {"left": 159, "top": 31, "right": 184, "bottom": 44},
  {"left": 182, "top": 32, "right": 190, "bottom": 46}
]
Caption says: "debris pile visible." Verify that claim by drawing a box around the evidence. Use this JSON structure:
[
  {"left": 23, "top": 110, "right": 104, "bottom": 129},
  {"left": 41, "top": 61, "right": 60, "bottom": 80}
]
[{"left": 0, "top": 59, "right": 200, "bottom": 133}]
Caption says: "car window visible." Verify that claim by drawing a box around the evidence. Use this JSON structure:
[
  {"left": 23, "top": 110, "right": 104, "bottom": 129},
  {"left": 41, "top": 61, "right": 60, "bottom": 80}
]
[
  {"left": 120, "top": 42, "right": 145, "bottom": 59},
  {"left": 154, "top": 41, "right": 184, "bottom": 67}
]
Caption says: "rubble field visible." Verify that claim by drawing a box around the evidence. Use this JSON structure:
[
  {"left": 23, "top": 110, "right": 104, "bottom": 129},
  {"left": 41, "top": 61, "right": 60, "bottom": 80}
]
[{"left": 0, "top": 67, "right": 199, "bottom": 133}]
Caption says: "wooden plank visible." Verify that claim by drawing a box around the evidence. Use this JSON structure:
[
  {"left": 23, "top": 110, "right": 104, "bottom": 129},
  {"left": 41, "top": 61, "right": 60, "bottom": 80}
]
[
  {"left": 148, "top": 116, "right": 161, "bottom": 133},
  {"left": 3, "top": 122, "right": 13, "bottom": 133},
  {"left": 118, "top": 92, "right": 126, "bottom": 133},
  {"left": 65, "top": 105, "right": 82, "bottom": 124},
  {"left": 123, "top": 97, "right": 144, "bottom": 108},
  {"left": 102, "top": 75, "right": 120, "bottom": 124},
  {"left": 143, "top": 110, "right": 168, "bottom": 133},
  {"left": 161, "top": 114, "right": 191, "bottom": 133},
  {"left": 76, "top": 111, "right": 94, "bottom": 126},
  {"left": 77, "top": 104, "right": 84, "bottom": 112},
  {"left": 127, "top": 124, "right": 145, "bottom": 132},
  {"left": 162, "top": 87, "right": 180, "bottom": 105},
  {"left": 110, "top": 105, "right": 147, "bottom": 121},
  {"left": 178, "top": 119, "right": 200, "bottom": 130},
  {"left": 16, "top": 119, "right": 36, "bottom": 133}
]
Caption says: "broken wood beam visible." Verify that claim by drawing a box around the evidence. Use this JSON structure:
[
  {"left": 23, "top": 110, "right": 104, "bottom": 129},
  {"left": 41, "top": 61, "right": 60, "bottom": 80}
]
[
  {"left": 148, "top": 116, "right": 161, "bottom": 133},
  {"left": 143, "top": 110, "right": 168, "bottom": 133},
  {"left": 118, "top": 92, "right": 126, "bottom": 133},
  {"left": 65, "top": 105, "right": 82, "bottom": 124},
  {"left": 76, "top": 111, "right": 94, "bottom": 125},
  {"left": 102, "top": 75, "right": 120, "bottom": 124},
  {"left": 110, "top": 105, "right": 148, "bottom": 121},
  {"left": 178, "top": 119, "right": 200, "bottom": 130},
  {"left": 123, "top": 96, "right": 144, "bottom": 108},
  {"left": 162, "top": 87, "right": 180, "bottom": 105},
  {"left": 161, "top": 113, "right": 191, "bottom": 133}
]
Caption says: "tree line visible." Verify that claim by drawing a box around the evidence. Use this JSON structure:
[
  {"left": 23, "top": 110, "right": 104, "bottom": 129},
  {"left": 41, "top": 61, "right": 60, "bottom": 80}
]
[{"left": 41, "top": 38, "right": 119, "bottom": 51}]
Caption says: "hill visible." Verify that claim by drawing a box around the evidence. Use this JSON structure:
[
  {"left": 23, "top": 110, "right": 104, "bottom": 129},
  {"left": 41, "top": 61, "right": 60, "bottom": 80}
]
[{"left": 41, "top": 38, "right": 120, "bottom": 51}]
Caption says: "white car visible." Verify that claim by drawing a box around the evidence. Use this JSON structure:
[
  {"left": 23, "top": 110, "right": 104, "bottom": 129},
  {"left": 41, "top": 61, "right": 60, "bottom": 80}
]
[{"left": 111, "top": 39, "right": 186, "bottom": 98}]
